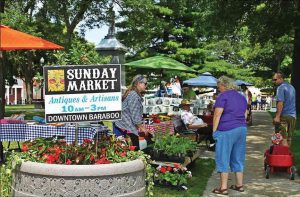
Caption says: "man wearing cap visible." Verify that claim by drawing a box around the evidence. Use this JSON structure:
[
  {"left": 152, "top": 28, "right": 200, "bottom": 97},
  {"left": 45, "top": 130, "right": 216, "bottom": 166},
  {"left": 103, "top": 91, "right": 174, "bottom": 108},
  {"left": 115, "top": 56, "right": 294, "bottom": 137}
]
[
  {"left": 180, "top": 99, "right": 215, "bottom": 146},
  {"left": 182, "top": 84, "right": 197, "bottom": 100}
]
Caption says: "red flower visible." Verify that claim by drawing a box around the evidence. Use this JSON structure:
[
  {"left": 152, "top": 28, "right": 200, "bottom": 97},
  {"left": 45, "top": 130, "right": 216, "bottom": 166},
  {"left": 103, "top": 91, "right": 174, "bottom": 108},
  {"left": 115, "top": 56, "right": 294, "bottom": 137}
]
[
  {"left": 90, "top": 155, "right": 95, "bottom": 161},
  {"left": 55, "top": 147, "right": 61, "bottom": 155},
  {"left": 166, "top": 166, "right": 172, "bottom": 171},
  {"left": 22, "top": 144, "right": 29, "bottom": 152},
  {"left": 46, "top": 154, "right": 56, "bottom": 164},
  {"left": 174, "top": 163, "right": 181, "bottom": 169},
  {"left": 83, "top": 139, "right": 92, "bottom": 144},
  {"left": 160, "top": 167, "right": 167, "bottom": 173},
  {"left": 47, "top": 147, "right": 54, "bottom": 152},
  {"left": 95, "top": 157, "right": 112, "bottom": 164},
  {"left": 66, "top": 159, "right": 72, "bottom": 165},
  {"left": 120, "top": 152, "right": 127, "bottom": 157},
  {"left": 129, "top": 146, "right": 136, "bottom": 151},
  {"left": 101, "top": 148, "right": 107, "bottom": 154}
]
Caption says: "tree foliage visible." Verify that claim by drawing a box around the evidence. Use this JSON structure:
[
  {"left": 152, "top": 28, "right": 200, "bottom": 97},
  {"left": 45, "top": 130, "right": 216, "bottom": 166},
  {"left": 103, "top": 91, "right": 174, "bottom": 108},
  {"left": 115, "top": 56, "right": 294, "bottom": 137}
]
[
  {"left": 0, "top": 0, "right": 112, "bottom": 105},
  {"left": 117, "top": 0, "right": 259, "bottom": 86},
  {"left": 53, "top": 36, "right": 111, "bottom": 65}
]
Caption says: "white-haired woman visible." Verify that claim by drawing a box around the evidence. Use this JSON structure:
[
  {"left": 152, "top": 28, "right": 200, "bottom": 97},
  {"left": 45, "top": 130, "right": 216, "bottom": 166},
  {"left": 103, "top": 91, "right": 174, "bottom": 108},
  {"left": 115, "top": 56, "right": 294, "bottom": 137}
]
[
  {"left": 212, "top": 76, "right": 248, "bottom": 195},
  {"left": 114, "top": 74, "right": 148, "bottom": 150}
]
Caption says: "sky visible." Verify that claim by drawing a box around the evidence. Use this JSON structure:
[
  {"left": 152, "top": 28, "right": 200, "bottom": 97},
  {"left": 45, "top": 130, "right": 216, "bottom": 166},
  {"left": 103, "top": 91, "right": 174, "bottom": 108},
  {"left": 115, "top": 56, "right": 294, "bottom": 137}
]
[
  {"left": 83, "top": 25, "right": 109, "bottom": 45},
  {"left": 83, "top": 5, "right": 120, "bottom": 45}
]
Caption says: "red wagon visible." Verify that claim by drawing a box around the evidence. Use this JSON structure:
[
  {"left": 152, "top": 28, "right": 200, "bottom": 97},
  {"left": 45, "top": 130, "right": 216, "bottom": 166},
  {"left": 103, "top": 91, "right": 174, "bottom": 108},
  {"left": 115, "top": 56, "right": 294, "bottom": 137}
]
[{"left": 264, "top": 145, "right": 296, "bottom": 180}]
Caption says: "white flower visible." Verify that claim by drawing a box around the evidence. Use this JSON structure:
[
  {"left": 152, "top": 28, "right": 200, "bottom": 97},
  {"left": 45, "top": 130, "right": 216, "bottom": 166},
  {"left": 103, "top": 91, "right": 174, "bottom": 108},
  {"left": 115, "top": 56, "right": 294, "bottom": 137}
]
[
  {"left": 187, "top": 171, "right": 192, "bottom": 178},
  {"left": 173, "top": 168, "right": 178, "bottom": 172},
  {"left": 156, "top": 165, "right": 162, "bottom": 170}
]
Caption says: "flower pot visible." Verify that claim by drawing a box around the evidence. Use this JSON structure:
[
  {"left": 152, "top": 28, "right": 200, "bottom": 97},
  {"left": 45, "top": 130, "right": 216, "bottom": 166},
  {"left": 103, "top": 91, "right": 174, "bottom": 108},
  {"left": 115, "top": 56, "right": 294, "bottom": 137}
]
[
  {"left": 166, "top": 155, "right": 185, "bottom": 163},
  {"left": 151, "top": 150, "right": 185, "bottom": 163},
  {"left": 153, "top": 180, "right": 185, "bottom": 190},
  {"left": 12, "top": 159, "right": 145, "bottom": 197}
]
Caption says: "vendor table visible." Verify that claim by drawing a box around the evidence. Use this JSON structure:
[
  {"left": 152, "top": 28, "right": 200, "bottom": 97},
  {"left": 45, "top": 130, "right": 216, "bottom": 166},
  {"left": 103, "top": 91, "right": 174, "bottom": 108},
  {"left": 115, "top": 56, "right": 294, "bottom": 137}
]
[
  {"left": 140, "top": 120, "right": 174, "bottom": 135},
  {"left": 0, "top": 124, "right": 109, "bottom": 163}
]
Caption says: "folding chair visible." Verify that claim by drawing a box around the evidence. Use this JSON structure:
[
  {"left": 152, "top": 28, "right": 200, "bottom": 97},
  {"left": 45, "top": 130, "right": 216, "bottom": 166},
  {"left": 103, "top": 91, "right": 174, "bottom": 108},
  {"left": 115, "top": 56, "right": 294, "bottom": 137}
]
[
  {"left": 172, "top": 116, "right": 199, "bottom": 142},
  {"left": 172, "top": 116, "right": 213, "bottom": 150}
]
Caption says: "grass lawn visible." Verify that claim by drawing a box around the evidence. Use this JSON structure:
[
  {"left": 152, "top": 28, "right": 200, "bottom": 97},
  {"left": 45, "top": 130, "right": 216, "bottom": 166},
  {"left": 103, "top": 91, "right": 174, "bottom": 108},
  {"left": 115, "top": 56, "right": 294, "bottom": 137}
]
[
  {"left": 5, "top": 104, "right": 44, "bottom": 120},
  {"left": 5, "top": 104, "right": 35, "bottom": 110},
  {"left": 153, "top": 159, "right": 215, "bottom": 197}
]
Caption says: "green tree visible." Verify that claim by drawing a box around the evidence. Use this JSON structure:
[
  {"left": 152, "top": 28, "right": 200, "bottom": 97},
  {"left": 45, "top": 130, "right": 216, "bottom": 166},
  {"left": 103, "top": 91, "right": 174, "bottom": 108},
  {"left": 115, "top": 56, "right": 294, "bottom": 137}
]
[
  {"left": 53, "top": 36, "right": 111, "bottom": 65},
  {"left": 205, "top": 0, "right": 300, "bottom": 112},
  {"left": 118, "top": 1, "right": 258, "bottom": 84},
  {"left": 117, "top": 0, "right": 207, "bottom": 66},
  {"left": 1, "top": 1, "right": 49, "bottom": 105},
  {"left": 41, "top": 0, "right": 110, "bottom": 48}
]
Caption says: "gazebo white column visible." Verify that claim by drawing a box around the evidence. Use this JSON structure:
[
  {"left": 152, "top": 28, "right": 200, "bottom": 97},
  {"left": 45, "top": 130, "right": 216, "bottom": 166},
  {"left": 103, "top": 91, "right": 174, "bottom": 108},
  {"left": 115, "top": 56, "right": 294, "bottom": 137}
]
[
  {"left": 6, "top": 86, "right": 9, "bottom": 105},
  {"left": 21, "top": 88, "right": 24, "bottom": 104},
  {"left": 14, "top": 87, "right": 17, "bottom": 104}
]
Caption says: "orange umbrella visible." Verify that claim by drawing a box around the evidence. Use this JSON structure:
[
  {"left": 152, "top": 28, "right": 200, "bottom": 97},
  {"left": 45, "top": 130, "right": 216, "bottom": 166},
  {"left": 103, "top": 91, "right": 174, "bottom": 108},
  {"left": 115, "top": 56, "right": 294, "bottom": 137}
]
[
  {"left": 0, "top": 25, "right": 64, "bottom": 163},
  {"left": 0, "top": 25, "right": 64, "bottom": 50}
]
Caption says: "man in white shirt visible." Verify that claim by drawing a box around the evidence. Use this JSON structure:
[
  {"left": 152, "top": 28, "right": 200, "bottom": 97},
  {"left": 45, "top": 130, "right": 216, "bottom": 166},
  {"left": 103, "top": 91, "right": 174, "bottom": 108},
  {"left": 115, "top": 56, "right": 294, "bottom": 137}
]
[{"left": 180, "top": 99, "right": 215, "bottom": 149}]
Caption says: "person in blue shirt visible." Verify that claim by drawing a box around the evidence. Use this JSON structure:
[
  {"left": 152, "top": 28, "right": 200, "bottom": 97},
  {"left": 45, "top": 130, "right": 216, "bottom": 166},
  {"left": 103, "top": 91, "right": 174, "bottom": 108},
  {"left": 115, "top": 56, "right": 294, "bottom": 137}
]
[{"left": 272, "top": 72, "right": 296, "bottom": 146}]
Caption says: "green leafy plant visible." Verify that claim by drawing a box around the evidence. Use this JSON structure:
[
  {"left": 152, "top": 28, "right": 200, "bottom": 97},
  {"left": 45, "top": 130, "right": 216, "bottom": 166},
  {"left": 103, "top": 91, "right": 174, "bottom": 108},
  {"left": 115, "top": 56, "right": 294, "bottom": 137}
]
[
  {"left": 153, "top": 163, "right": 192, "bottom": 186},
  {"left": 0, "top": 136, "right": 154, "bottom": 197},
  {"left": 153, "top": 133, "right": 197, "bottom": 157}
]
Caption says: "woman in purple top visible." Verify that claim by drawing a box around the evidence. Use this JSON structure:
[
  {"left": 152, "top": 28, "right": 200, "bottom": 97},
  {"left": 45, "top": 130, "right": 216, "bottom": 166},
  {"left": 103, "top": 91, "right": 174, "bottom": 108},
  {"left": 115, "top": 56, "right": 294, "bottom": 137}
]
[{"left": 212, "top": 76, "right": 247, "bottom": 195}]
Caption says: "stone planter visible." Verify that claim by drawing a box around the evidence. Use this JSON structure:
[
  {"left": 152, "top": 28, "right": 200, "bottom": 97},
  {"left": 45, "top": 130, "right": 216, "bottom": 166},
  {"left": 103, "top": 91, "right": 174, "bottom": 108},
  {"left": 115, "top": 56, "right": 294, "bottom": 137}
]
[{"left": 12, "top": 159, "right": 145, "bottom": 197}]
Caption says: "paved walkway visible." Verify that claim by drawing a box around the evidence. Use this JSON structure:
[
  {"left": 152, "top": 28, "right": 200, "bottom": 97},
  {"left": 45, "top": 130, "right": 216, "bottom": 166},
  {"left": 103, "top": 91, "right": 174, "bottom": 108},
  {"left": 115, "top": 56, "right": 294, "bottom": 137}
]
[{"left": 201, "top": 111, "right": 300, "bottom": 197}]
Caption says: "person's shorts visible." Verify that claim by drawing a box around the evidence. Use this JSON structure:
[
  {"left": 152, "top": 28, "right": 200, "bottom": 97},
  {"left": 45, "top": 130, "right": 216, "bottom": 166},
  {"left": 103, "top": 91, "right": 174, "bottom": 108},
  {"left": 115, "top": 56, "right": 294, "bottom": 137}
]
[{"left": 280, "top": 115, "right": 296, "bottom": 140}]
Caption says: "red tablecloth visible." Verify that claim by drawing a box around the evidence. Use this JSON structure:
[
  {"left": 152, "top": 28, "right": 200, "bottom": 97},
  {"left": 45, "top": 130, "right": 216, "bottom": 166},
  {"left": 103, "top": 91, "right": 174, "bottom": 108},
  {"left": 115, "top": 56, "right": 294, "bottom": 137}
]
[{"left": 140, "top": 120, "right": 174, "bottom": 135}]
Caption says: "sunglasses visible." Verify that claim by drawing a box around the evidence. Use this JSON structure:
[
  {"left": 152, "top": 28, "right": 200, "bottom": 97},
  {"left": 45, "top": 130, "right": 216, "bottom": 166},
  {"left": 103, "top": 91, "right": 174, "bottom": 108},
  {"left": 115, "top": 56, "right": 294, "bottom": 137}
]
[{"left": 272, "top": 78, "right": 278, "bottom": 81}]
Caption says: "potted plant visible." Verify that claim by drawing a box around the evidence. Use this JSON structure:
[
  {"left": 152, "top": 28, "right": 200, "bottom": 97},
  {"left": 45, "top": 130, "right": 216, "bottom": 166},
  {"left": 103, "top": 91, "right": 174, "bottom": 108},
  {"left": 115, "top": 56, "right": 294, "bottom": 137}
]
[
  {"left": 0, "top": 136, "right": 154, "bottom": 197},
  {"left": 151, "top": 133, "right": 197, "bottom": 162},
  {"left": 153, "top": 163, "right": 192, "bottom": 188}
]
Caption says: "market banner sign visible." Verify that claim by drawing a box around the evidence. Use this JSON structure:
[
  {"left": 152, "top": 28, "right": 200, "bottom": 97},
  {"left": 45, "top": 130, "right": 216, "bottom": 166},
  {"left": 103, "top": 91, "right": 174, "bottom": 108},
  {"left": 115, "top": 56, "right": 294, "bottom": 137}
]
[{"left": 44, "top": 65, "right": 122, "bottom": 123}]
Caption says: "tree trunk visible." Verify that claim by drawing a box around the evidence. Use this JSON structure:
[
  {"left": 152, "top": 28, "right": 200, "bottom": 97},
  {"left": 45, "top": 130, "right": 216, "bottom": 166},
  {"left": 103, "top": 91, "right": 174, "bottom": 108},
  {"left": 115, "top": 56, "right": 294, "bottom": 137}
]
[
  {"left": 291, "top": 0, "right": 300, "bottom": 115},
  {"left": 23, "top": 51, "right": 35, "bottom": 104},
  {"left": 25, "top": 80, "right": 33, "bottom": 104}
]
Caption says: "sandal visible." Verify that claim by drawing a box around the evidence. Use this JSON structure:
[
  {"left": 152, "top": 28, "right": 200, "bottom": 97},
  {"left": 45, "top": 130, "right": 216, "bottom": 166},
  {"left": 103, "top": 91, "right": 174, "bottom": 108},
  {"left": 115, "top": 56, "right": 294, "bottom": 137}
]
[
  {"left": 229, "top": 185, "right": 244, "bottom": 192},
  {"left": 212, "top": 188, "right": 228, "bottom": 195}
]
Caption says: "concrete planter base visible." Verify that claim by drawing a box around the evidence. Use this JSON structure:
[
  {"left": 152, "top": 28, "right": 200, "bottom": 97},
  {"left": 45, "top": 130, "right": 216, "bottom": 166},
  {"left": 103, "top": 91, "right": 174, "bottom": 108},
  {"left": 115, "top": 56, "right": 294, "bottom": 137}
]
[{"left": 12, "top": 159, "right": 145, "bottom": 197}]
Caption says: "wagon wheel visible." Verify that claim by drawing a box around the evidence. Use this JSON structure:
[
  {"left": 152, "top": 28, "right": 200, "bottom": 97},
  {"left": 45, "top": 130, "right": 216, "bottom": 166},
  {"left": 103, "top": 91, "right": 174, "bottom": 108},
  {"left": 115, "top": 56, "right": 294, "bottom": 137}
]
[
  {"left": 290, "top": 166, "right": 296, "bottom": 180},
  {"left": 265, "top": 165, "right": 270, "bottom": 179}
]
